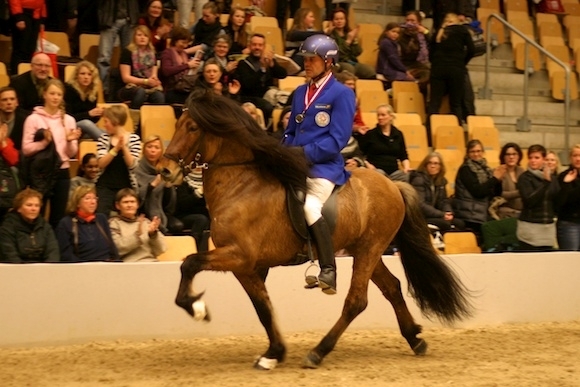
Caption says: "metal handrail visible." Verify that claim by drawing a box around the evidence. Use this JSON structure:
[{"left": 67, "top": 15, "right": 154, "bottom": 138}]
[{"left": 479, "top": 13, "right": 571, "bottom": 151}]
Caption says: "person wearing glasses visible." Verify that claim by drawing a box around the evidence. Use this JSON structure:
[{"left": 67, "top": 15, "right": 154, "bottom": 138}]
[
  {"left": 453, "top": 139, "right": 505, "bottom": 242},
  {"left": 9, "top": 53, "right": 54, "bottom": 113}
]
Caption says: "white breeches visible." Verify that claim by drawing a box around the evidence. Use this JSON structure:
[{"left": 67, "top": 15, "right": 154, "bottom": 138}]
[{"left": 304, "top": 177, "right": 334, "bottom": 226}]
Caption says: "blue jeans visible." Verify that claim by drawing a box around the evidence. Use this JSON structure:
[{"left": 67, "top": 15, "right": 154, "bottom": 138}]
[
  {"left": 98, "top": 19, "right": 133, "bottom": 85},
  {"left": 557, "top": 220, "right": 580, "bottom": 251},
  {"left": 118, "top": 86, "right": 166, "bottom": 109},
  {"left": 76, "top": 119, "right": 105, "bottom": 140}
]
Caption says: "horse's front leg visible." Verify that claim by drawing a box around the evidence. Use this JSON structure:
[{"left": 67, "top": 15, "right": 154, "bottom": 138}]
[{"left": 235, "top": 271, "right": 286, "bottom": 370}]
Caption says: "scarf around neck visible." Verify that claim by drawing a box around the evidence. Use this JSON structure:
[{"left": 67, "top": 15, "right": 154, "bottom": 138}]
[
  {"left": 465, "top": 158, "right": 493, "bottom": 184},
  {"left": 131, "top": 47, "right": 156, "bottom": 78}
]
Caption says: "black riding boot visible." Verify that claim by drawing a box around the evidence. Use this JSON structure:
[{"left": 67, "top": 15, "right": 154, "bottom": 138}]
[{"left": 310, "top": 217, "right": 337, "bottom": 295}]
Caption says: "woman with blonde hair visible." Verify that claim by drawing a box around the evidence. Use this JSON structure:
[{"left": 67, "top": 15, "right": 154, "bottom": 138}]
[
  {"left": 55, "top": 185, "right": 119, "bottom": 262},
  {"left": 545, "top": 150, "right": 561, "bottom": 176},
  {"left": 65, "top": 60, "right": 104, "bottom": 140},
  {"left": 287, "top": 8, "right": 323, "bottom": 70},
  {"left": 242, "top": 102, "right": 266, "bottom": 129},
  {"left": 119, "top": 25, "right": 165, "bottom": 109},
  {"left": 22, "top": 79, "right": 81, "bottom": 227}
]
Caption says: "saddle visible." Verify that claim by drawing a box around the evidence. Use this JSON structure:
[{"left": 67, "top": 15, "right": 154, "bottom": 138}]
[{"left": 286, "top": 185, "right": 341, "bottom": 241}]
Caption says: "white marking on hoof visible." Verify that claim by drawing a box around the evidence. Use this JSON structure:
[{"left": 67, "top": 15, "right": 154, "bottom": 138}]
[
  {"left": 256, "top": 357, "right": 278, "bottom": 370},
  {"left": 192, "top": 300, "right": 207, "bottom": 321}
]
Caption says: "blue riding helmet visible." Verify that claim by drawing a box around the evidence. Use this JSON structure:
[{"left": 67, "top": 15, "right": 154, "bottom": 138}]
[{"left": 297, "top": 34, "right": 339, "bottom": 64}]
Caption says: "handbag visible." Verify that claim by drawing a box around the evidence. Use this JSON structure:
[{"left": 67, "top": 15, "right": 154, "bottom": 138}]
[{"left": 171, "top": 48, "right": 198, "bottom": 93}]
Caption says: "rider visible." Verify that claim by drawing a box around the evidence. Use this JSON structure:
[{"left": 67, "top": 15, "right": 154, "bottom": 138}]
[{"left": 282, "top": 35, "right": 355, "bottom": 295}]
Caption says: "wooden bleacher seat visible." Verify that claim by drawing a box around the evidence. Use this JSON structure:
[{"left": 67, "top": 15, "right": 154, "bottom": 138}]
[
  {"left": 0, "top": 74, "right": 9, "bottom": 87},
  {"left": 392, "top": 80, "right": 420, "bottom": 96},
  {"left": 433, "top": 125, "right": 466, "bottom": 151},
  {"left": 506, "top": 11, "right": 530, "bottom": 23},
  {"left": 545, "top": 45, "right": 570, "bottom": 74},
  {"left": 360, "top": 112, "right": 378, "bottom": 128},
  {"left": 357, "top": 23, "right": 382, "bottom": 67},
  {"left": 394, "top": 91, "right": 426, "bottom": 123},
  {"left": 478, "top": 0, "right": 500, "bottom": 11},
  {"left": 563, "top": 15, "right": 580, "bottom": 31},
  {"left": 157, "top": 235, "right": 197, "bottom": 261},
  {"left": 44, "top": 31, "right": 71, "bottom": 57},
  {"left": 485, "top": 149, "right": 501, "bottom": 168},
  {"left": 398, "top": 124, "right": 429, "bottom": 168},
  {"left": 435, "top": 148, "right": 464, "bottom": 165},
  {"left": 538, "top": 22, "right": 563, "bottom": 40},
  {"left": 79, "top": 33, "right": 120, "bottom": 68},
  {"left": 470, "top": 126, "right": 501, "bottom": 151},
  {"left": 252, "top": 26, "right": 284, "bottom": 56},
  {"left": 567, "top": 25, "right": 580, "bottom": 47},
  {"left": 0, "top": 62, "right": 6, "bottom": 75},
  {"left": 430, "top": 114, "right": 459, "bottom": 144},
  {"left": 394, "top": 113, "right": 422, "bottom": 127},
  {"left": 358, "top": 89, "right": 389, "bottom": 113},
  {"left": 278, "top": 76, "right": 305, "bottom": 91},
  {"left": 286, "top": 18, "right": 294, "bottom": 31},
  {"left": 443, "top": 157, "right": 462, "bottom": 196},
  {"left": 550, "top": 70, "right": 579, "bottom": 100},
  {"left": 250, "top": 16, "right": 278, "bottom": 30},
  {"left": 536, "top": 13, "right": 559, "bottom": 25},
  {"left": 140, "top": 105, "right": 176, "bottom": 142},
  {"left": 467, "top": 115, "right": 495, "bottom": 133},
  {"left": 0, "top": 34, "right": 10, "bottom": 66},
  {"left": 564, "top": 3, "right": 580, "bottom": 17},
  {"left": 443, "top": 232, "right": 481, "bottom": 254},
  {"left": 220, "top": 13, "right": 229, "bottom": 27},
  {"left": 78, "top": 140, "right": 98, "bottom": 160},
  {"left": 97, "top": 103, "right": 134, "bottom": 132},
  {"left": 477, "top": 8, "right": 506, "bottom": 44},
  {"left": 355, "top": 79, "right": 384, "bottom": 98},
  {"left": 503, "top": 0, "right": 529, "bottom": 15}
]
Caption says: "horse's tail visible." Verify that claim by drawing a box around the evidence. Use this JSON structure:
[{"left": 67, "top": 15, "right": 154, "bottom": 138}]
[{"left": 393, "top": 181, "right": 473, "bottom": 324}]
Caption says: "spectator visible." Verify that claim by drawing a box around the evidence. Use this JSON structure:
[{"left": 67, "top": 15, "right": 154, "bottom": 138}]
[
  {"left": 22, "top": 79, "right": 81, "bottom": 228},
  {"left": 376, "top": 22, "right": 415, "bottom": 87},
  {"left": 211, "top": 35, "right": 239, "bottom": 81},
  {"left": 334, "top": 70, "right": 369, "bottom": 135},
  {"left": 190, "top": 1, "right": 223, "bottom": 56},
  {"left": 398, "top": 11, "right": 431, "bottom": 88},
  {"left": 326, "top": 8, "right": 375, "bottom": 79},
  {"left": 410, "top": 152, "right": 465, "bottom": 232},
  {"left": 242, "top": 102, "right": 266, "bottom": 129},
  {"left": 546, "top": 150, "right": 561, "bottom": 176},
  {"left": 119, "top": 25, "right": 165, "bottom": 109},
  {"left": 272, "top": 105, "right": 291, "bottom": 140},
  {"left": 45, "top": 0, "right": 78, "bottom": 55},
  {"left": 516, "top": 144, "right": 559, "bottom": 251},
  {"left": 0, "top": 117, "right": 21, "bottom": 220},
  {"left": 135, "top": 135, "right": 180, "bottom": 234},
  {"left": 69, "top": 152, "right": 99, "bottom": 198},
  {"left": 9, "top": 53, "right": 53, "bottom": 113},
  {"left": 176, "top": 0, "right": 208, "bottom": 29},
  {"left": 56, "top": 185, "right": 120, "bottom": 262},
  {"left": 555, "top": 144, "right": 580, "bottom": 251},
  {"left": 96, "top": 106, "right": 141, "bottom": 216},
  {"left": 138, "top": 0, "right": 172, "bottom": 55},
  {"left": 109, "top": 188, "right": 166, "bottom": 262},
  {"left": 97, "top": 0, "right": 140, "bottom": 90},
  {"left": 0, "top": 188, "right": 60, "bottom": 263},
  {"left": 325, "top": 0, "right": 350, "bottom": 20},
  {"left": 427, "top": 13, "right": 474, "bottom": 127},
  {"left": 160, "top": 26, "right": 202, "bottom": 105},
  {"left": 453, "top": 139, "right": 505, "bottom": 240},
  {"left": 0, "top": 86, "right": 27, "bottom": 150},
  {"left": 175, "top": 167, "right": 210, "bottom": 252},
  {"left": 8, "top": 0, "right": 46, "bottom": 75},
  {"left": 287, "top": 8, "right": 323, "bottom": 70},
  {"left": 224, "top": 6, "right": 250, "bottom": 55},
  {"left": 194, "top": 58, "right": 241, "bottom": 98},
  {"left": 358, "top": 104, "right": 410, "bottom": 182},
  {"left": 64, "top": 61, "right": 105, "bottom": 140},
  {"left": 236, "top": 33, "right": 287, "bottom": 122}
]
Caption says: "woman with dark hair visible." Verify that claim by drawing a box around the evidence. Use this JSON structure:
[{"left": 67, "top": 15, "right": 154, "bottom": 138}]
[
  {"left": 138, "top": 0, "right": 172, "bottom": 55},
  {"left": 287, "top": 8, "right": 323, "bottom": 70},
  {"left": 376, "top": 22, "right": 415, "bottom": 86},
  {"left": 453, "top": 139, "right": 505, "bottom": 240},
  {"left": 69, "top": 152, "right": 99, "bottom": 198},
  {"left": 160, "top": 26, "right": 202, "bottom": 105},
  {"left": 223, "top": 6, "right": 249, "bottom": 55},
  {"left": 398, "top": 10, "right": 431, "bottom": 88},
  {"left": 325, "top": 8, "right": 375, "bottom": 79},
  {"left": 410, "top": 152, "right": 464, "bottom": 232}
]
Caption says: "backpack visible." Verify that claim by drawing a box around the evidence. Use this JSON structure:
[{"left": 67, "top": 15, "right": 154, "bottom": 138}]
[{"left": 466, "top": 21, "right": 486, "bottom": 57}]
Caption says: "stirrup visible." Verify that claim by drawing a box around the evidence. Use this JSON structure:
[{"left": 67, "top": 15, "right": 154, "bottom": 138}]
[{"left": 304, "top": 262, "right": 319, "bottom": 289}]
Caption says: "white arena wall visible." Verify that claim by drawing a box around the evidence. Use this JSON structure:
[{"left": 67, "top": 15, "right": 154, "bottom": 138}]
[{"left": 1, "top": 252, "right": 580, "bottom": 347}]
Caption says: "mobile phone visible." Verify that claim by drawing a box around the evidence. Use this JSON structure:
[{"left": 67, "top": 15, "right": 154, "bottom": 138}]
[{"left": 195, "top": 50, "right": 204, "bottom": 60}]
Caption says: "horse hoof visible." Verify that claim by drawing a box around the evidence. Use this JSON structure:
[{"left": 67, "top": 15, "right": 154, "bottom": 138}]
[
  {"left": 253, "top": 357, "right": 278, "bottom": 371},
  {"left": 193, "top": 300, "right": 210, "bottom": 321},
  {"left": 302, "top": 351, "right": 322, "bottom": 369},
  {"left": 412, "top": 339, "right": 428, "bottom": 355}
]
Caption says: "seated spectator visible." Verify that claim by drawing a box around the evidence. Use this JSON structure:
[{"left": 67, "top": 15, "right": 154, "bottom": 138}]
[
  {"left": 453, "top": 139, "right": 505, "bottom": 240},
  {"left": 0, "top": 108, "right": 21, "bottom": 220},
  {"left": 109, "top": 188, "right": 166, "bottom": 262},
  {"left": 236, "top": 33, "right": 287, "bottom": 122},
  {"left": 516, "top": 144, "right": 559, "bottom": 251},
  {"left": 160, "top": 27, "right": 202, "bottom": 105},
  {"left": 555, "top": 144, "right": 580, "bottom": 251},
  {"left": 191, "top": 2, "right": 223, "bottom": 57},
  {"left": 242, "top": 102, "right": 266, "bottom": 129},
  {"left": 175, "top": 168, "right": 210, "bottom": 252},
  {"left": 546, "top": 150, "right": 561, "bottom": 176},
  {"left": 398, "top": 11, "right": 431, "bottom": 87},
  {"left": 287, "top": 8, "right": 323, "bottom": 70},
  {"left": 358, "top": 104, "right": 410, "bottom": 182},
  {"left": 56, "top": 185, "right": 120, "bottom": 262},
  {"left": 376, "top": 23, "right": 415, "bottom": 87},
  {"left": 9, "top": 53, "right": 53, "bottom": 113},
  {"left": 135, "top": 135, "right": 179, "bottom": 234},
  {"left": 211, "top": 35, "right": 239, "bottom": 82},
  {"left": 275, "top": 105, "right": 292, "bottom": 137},
  {"left": 195, "top": 58, "right": 241, "bottom": 98},
  {"left": 0, "top": 188, "right": 60, "bottom": 263},
  {"left": 22, "top": 79, "right": 81, "bottom": 228},
  {"left": 96, "top": 106, "right": 141, "bottom": 216},
  {"left": 223, "top": 6, "right": 250, "bottom": 55},
  {"left": 65, "top": 61, "right": 105, "bottom": 140},
  {"left": 138, "top": 0, "right": 172, "bottom": 56},
  {"left": 0, "top": 86, "right": 27, "bottom": 150},
  {"left": 410, "top": 152, "right": 465, "bottom": 232},
  {"left": 335, "top": 70, "right": 370, "bottom": 135},
  {"left": 119, "top": 25, "right": 165, "bottom": 109},
  {"left": 326, "top": 8, "right": 376, "bottom": 79},
  {"left": 69, "top": 153, "right": 99, "bottom": 198}
]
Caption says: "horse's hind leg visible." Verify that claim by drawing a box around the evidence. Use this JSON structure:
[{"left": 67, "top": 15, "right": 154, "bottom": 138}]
[
  {"left": 371, "top": 259, "right": 427, "bottom": 355},
  {"left": 235, "top": 271, "right": 286, "bottom": 370}
]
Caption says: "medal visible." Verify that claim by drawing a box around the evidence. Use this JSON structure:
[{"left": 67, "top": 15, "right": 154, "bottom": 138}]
[
  {"left": 295, "top": 113, "right": 304, "bottom": 123},
  {"left": 315, "top": 111, "right": 330, "bottom": 127}
]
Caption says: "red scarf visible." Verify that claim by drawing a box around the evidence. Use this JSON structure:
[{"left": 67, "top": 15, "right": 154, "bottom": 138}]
[{"left": 76, "top": 210, "right": 96, "bottom": 223}]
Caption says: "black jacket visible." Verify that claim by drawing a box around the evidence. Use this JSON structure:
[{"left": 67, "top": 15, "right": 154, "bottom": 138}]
[
  {"left": 9, "top": 71, "right": 48, "bottom": 113},
  {"left": 410, "top": 170, "right": 452, "bottom": 219},
  {"left": 9, "top": 107, "right": 28, "bottom": 151},
  {"left": 453, "top": 163, "right": 502, "bottom": 224},
  {"left": 555, "top": 168, "right": 580, "bottom": 222},
  {"left": 517, "top": 170, "right": 559, "bottom": 224},
  {"left": 0, "top": 211, "right": 60, "bottom": 263},
  {"left": 236, "top": 55, "right": 287, "bottom": 98},
  {"left": 64, "top": 83, "right": 99, "bottom": 123}
]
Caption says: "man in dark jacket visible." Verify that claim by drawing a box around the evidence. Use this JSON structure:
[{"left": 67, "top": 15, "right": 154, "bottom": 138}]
[
  {"left": 0, "top": 86, "right": 27, "bottom": 150},
  {"left": 236, "top": 33, "right": 287, "bottom": 124},
  {"left": 8, "top": 53, "right": 53, "bottom": 113}
]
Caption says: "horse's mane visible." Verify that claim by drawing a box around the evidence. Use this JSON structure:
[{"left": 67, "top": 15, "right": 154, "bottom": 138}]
[{"left": 185, "top": 90, "right": 309, "bottom": 191}]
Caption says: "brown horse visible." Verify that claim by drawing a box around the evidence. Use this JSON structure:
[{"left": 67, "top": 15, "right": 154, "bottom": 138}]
[{"left": 158, "top": 91, "right": 472, "bottom": 370}]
